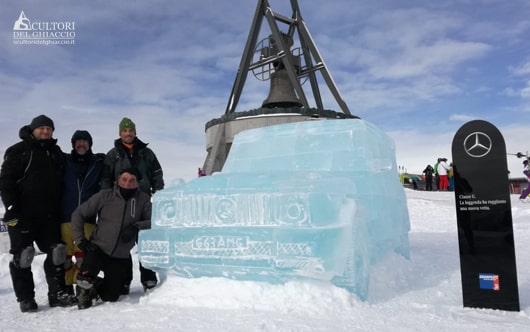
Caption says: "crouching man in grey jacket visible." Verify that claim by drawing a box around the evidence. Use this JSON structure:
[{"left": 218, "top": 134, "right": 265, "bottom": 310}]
[{"left": 72, "top": 168, "right": 151, "bottom": 309}]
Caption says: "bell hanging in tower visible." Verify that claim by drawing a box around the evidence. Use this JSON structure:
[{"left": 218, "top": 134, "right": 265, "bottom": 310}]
[
  {"left": 262, "top": 69, "right": 303, "bottom": 108},
  {"left": 261, "top": 33, "right": 303, "bottom": 108}
]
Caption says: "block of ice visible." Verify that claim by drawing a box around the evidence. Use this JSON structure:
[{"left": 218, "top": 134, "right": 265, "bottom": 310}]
[{"left": 138, "top": 119, "right": 410, "bottom": 300}]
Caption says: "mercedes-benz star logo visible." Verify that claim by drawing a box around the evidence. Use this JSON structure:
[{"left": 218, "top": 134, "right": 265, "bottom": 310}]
[{"left": 463, "top": 132, "right": 492, "bottom": 158}]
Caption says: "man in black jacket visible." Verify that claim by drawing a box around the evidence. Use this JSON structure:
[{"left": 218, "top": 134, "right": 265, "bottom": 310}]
[
  {"left": 60, "top": 130, "right": 105, "bottom": 295},
  {"left": 0, "top": 115, "right": 77, "bottom": 312},
  {"left": 422, "top": 164, "right": 434, "bottom": 191},
  {"left": 101, "top": 117, "right": 164, "bottom": 293}
]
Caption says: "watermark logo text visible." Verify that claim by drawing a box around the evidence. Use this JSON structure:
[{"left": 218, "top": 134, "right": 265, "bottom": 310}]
[{"left": 13, "top": 11, "right": 76, "bottom": 46}]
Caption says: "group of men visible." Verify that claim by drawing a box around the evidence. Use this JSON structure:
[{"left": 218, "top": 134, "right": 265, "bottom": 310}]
[
  {"left": 0, "top": 114, "right": 164, "bottom": 312},
  {"left": 422, "top": 158, "right": 452, "bottom": 191}
]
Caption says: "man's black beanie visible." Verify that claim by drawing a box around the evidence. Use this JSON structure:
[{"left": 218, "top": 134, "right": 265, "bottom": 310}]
[
  {"left": 71, "top": 130, "right": 93, "bottom": 148},
  {"left": 29, "top": 114, "right": 55, "bottom": 131}
]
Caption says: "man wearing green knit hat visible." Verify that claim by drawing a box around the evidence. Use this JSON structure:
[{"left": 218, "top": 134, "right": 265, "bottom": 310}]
[
  {"left": 119, "top": 117, "right": 136, "bottom": 134},
  {"left": 101, "top": 117, "right": 164, "bottom": 293}
]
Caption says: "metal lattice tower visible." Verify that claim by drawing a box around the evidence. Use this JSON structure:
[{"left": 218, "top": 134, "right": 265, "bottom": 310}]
[
  {"left": 225, "top": 0, "right": 351, "bottom": 115},
  {"left": 201, "top": 0, "right": 356, "bottom": 175}
]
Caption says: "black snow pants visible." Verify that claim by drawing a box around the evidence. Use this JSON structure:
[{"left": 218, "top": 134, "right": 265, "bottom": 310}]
[{"left": 8, "top": 218, "right": 65, "bottom": 302}]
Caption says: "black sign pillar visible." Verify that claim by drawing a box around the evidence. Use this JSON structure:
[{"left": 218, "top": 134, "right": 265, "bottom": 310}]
[{"left": 452, "top": 120, "right": 520, "bottom": 311}]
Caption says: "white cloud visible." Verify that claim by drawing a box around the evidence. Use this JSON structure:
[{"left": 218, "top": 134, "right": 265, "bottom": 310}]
[
  {"left": 509, "top": 61, "right": 530, "bottom": 76},
  {"left": 449, "top": 114, "right": 475, "bottom": 122},
  {"left": 520, "top": 82, "right": 530, "bottom": 99}
]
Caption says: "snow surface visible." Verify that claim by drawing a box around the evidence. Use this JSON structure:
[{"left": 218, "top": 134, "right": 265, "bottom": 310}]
[{"left": 1, "top": 189, "right": 530, "bottom": 331}]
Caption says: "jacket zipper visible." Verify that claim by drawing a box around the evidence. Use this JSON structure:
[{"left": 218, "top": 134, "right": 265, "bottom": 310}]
[
  {"left": 110, "top": 201, "right": 129, "bottom": 256},
  {"left": 77, "top": 163, "right": 97, "bottom": 206}
]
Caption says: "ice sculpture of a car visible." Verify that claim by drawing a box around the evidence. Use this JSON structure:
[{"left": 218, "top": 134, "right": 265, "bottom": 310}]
[{"left": 138, "top": 119, "right": 410, "bottom": 300}]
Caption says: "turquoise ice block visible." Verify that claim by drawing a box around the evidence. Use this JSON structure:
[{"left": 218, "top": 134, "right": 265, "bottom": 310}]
[{"left": 139, "top": 119, "right": 410, "bottom": 300}]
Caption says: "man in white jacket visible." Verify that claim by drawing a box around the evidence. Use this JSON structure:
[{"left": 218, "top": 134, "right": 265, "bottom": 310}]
[{"left": 437, "top": 158, "right": 450, "bottom": 191}]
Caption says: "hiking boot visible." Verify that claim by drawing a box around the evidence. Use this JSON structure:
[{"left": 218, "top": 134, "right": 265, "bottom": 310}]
[
  {"left": 142, "top": 280, "right": 157, "bottom": 292},
  {"left": 19, "top": 299, "right": 38, "bottom": 313},
  {"left": 76, "top": 285, "right": 98, "bottom": 310},
  {"left": 49, "top": 290, "right": 78, "bottom": 307},
  {"left": 76, "top": 287, "right": 92, "bottom": 310}
]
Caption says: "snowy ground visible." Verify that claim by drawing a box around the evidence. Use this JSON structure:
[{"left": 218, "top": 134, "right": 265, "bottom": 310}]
[{"left": 1, "top": 189, "right": 529, "bottom": 331}]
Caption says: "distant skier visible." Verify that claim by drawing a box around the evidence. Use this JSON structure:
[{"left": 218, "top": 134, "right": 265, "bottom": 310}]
[
  {"left": 437, "top": 158, "right": 450, "bottom": 191},
  {"left": 433, "top": 158, "right": 440, "bottom": 190},
  {"left": 198, "top": 167, "right": 206, "bottom": 177},
  {"left": 422, "top": 164, "right": 434, "bottom": 191},
  {"left": 519, "top": 160, "right": 530, "bottom": 202}
]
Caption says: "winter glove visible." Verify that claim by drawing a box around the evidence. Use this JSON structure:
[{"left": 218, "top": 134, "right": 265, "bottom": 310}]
[
  {"left": 2, "top": 207, "right": 19, "bottom": 227},
  {"left": 77, "top": 240, "right": 97, "bottom": 253},
  {"left": 121, "top": 225, "right": 138, "bottom": 243}
]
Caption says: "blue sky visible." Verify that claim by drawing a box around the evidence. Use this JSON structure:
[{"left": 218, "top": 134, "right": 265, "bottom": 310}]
[{"left": 2, "top": 0, "right": 530, "bottom": 182}]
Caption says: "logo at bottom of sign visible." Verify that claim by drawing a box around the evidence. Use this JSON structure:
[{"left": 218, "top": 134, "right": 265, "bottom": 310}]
[{"left": 479, "top": 273, "right": 500, "bottom": 291}]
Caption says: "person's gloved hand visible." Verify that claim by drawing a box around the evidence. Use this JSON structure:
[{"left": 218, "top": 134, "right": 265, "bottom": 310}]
[
  {"left": 121, "top": 225, "right": 138, "bottom": 243},
  {"left": 77, "top": 240, "right": 97, "bottom": 253},
  {"left": 2, "top": 207, "right": 19, "bottom": 227}
]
